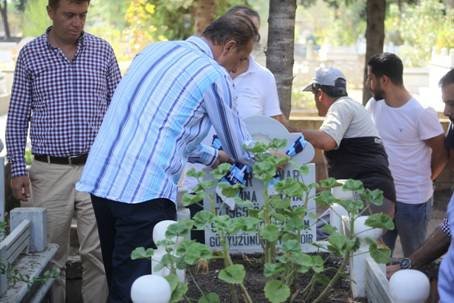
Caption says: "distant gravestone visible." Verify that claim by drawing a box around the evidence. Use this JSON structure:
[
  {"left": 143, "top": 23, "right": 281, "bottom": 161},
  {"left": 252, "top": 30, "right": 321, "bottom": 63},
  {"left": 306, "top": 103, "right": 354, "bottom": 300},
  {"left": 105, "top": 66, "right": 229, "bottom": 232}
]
[{"left": 203, "top": 116, "right": 317, "bottom": 253}]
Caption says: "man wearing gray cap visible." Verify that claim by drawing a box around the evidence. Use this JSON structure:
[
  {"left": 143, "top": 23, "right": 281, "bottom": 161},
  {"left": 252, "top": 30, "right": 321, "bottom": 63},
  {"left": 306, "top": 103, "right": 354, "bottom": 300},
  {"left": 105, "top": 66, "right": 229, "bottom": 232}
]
[{"left": 302, "top": 67, "right": 395, "bottom": 217}]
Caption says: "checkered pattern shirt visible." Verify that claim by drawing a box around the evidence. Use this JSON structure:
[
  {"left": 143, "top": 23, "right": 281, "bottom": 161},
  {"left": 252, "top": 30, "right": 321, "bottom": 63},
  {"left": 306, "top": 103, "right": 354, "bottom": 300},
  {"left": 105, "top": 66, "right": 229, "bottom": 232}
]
[
  {"left": 6, "top": 29, "right": 121, "bottom": 176},
  {"left": 441, "top": 216, "right": 451, "bottom": 237},
  {"left": 440, "top": 123, "right": 454, "bottom": 237},
  {"left": 76, "top": 36, "right": 253, "bottom": 204}
]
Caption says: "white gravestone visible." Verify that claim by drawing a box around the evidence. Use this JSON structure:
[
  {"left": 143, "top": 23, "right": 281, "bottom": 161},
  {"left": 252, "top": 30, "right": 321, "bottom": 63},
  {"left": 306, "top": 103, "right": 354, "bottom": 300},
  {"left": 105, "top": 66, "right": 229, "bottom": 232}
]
[{"left": 203, "top": 116, "right": 317, "bottom": 253}]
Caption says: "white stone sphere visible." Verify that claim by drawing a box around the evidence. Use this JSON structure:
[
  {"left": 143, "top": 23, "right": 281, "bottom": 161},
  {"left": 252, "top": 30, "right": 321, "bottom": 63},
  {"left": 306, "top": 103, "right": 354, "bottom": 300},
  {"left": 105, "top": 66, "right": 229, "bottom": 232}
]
[
  {"left": 153, "top": 220, "right": 178, "bottom": 243},
  {"left": 130, "top": 274, "right": 172, "bottom": 303},
  {"left": 354, "top": 216, "right": 382, "bottom": 240},
  {"left": 389, "top": 269, "right": 430, "bottom": 303},
  {"left": 331, "top": 180, "right": 355, "bottom": 200}
]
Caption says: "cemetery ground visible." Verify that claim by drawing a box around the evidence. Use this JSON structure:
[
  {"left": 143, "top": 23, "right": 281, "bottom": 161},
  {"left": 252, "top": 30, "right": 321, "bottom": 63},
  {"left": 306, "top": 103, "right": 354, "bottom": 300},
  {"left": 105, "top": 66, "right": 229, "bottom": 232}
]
[
  {"left": 183, "top": 253, "right": 366, "bottom": 302},
  {"left": 46, "top": 183, "right": 449, "bottom": 302}
]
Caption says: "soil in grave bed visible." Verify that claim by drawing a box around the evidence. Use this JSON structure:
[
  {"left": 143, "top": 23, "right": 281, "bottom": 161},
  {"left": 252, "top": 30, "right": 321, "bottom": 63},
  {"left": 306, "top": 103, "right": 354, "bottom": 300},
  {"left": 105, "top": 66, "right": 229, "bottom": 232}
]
[{"left": 183, "top": 253, "right": 367, "bottom": 303}]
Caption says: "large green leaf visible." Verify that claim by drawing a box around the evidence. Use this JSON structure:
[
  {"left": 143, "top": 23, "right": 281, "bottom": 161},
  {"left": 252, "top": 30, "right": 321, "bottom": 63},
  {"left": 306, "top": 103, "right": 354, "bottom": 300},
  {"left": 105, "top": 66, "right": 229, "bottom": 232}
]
[
  {"left": 219, "top": 182, "right": 242, "bottom": 198},
  {"left": 182, "top": 242, "right": 213, "bottom": 265},
  {"left": 318, "top": 178, "right": 338, "bottom": 189},
  {"left": 362, "top": 189, "right": 384, "bottom": 206},
  {"left": 186, "top": 168, "right": 204, "bottom": 178},
  {"left": 264, "top": 280, "right": 291, "bottom": 303},
  {"left": 261, "top": 224, "right": 280, "bottom": 242},
  {"left": 193, "top": 210, "right": 215, "bottom": 228},
  {"left": 235, "top": 217, "right": 261, "bottom": 232},
  {"left": 315, "top": 191, "right": 336, "bottom": 207},
  {"left": 264, "top": 262, "right": 285, "bottom": 278},
  {"left": 130, "top": 247, "right": 154, "bottom": 260},
  {"left": 366, "top": 213, "right": 394, "bottom": 230},
  {"left": 218, "top": 264, "right": 245, "bottom": 284},
  {"left": 369, "top": 242, "right": 392, "bottom": 264},
  {"left": 182, "top": 191, "right": 204, "bottom": 206},
  {"left": 166, "top": 274, "right": 188, "bottom": 303},
  {"left": 212, "top": 163, "right": 232, "bottom": 180},
  {"left": 166, "top": 219, "right": 193, "bottom": 237}
]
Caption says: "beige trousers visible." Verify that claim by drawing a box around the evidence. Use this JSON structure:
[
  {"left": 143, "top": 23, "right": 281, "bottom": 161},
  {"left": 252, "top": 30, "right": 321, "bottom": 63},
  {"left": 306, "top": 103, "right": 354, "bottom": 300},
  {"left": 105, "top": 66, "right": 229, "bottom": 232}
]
[{"left": 26, "top": 160, "right": 107, "bottom": 303}]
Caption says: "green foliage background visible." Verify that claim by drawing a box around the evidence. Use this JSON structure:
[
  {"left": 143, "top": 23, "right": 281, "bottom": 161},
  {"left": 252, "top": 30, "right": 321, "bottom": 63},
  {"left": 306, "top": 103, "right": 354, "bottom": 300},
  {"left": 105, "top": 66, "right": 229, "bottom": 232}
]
[
  {"left": 11, "top": 0, "right": 454, "bottom": 67},
  {"left": 385, "top": 0, "right": 454, "bottom": 67},
  {"left": 22, "top": 0, "right": 50, "bottom": 36}
]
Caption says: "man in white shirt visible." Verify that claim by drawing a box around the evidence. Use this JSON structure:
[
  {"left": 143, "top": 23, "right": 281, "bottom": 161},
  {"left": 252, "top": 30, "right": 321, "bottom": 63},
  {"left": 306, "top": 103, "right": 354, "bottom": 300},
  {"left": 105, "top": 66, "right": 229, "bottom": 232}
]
[
  {"left": 366, "top": 52, "right": 447, "bottom": 257},
  {"left": 301, "top": 67, "right": 395, "bottom": 218}
]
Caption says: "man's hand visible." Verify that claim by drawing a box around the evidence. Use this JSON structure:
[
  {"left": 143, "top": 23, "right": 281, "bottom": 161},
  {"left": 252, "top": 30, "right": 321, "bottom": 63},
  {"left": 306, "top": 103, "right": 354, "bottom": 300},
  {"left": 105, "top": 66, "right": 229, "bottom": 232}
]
[
  {"left": 11, "top": 175, "right": 31, "bottom": 201},
  {"left": 271, "top": 150, "right": 290, "bottom": 170},
  {"left": 211, "top": 150, "right": 233, "bottom": 168},
  {"left": 386, "top": 263, "right": 400, "bottom": 279}
]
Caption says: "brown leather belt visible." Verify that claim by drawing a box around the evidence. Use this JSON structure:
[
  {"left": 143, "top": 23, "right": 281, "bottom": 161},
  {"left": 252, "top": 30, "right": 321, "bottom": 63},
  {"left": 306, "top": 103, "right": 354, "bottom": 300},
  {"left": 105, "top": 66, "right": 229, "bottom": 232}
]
[{"left": 34, "top": 154, "right": 88, "bottom": 165}]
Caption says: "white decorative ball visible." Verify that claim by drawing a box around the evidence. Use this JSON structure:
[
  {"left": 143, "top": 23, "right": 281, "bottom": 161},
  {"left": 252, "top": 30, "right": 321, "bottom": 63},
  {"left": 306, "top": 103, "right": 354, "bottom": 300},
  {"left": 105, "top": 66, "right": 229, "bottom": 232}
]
[
  {"left": 331, "top": 180, "right": 354, "bottom": 200},
  {"left": 354, "top": 216, "right": 382, "bottom": 240},
  {"left": 130, "top": 274, "right": 172, "bottom": 303},
  {"left": 153, "top": 220, "right": 178, "bottom": 243},
  {"left": 389, "top": 269, "right": 430, "bottom": 303}
]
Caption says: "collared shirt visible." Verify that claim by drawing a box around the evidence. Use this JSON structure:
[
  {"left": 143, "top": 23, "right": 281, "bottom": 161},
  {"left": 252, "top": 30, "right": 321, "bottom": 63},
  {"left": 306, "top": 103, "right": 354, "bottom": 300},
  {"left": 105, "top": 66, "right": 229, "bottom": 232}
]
[
  {"left": 6, "top": 29, "right": 121, "bottom": 176},
  {"left": 232, "top": 56, "right": 282, "bottom": 118},
  {"left": 76, "top": 36, "right": 253, "bottom": 204}
]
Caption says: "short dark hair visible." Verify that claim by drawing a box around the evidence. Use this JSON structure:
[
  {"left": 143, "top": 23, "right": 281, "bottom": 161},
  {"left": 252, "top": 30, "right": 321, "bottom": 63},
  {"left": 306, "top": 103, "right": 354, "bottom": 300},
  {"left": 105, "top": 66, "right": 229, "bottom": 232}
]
[
  {"left": 48, "top": 0, "right": 90, "bottom": 9},
  {"left": 367, "top": 52, "right": 404, "bottom": 86},
  {"left": 202, "top": 14, "right": 259, "bottom": 48},
  {"left": 224, "top": 5, "right": 261, "bottom": 42},
  {"left": 225, "top": 5, "right": 260, "bottom": 24},
  {"left": 439, "top": 69, "right": 454, "bottom": 88},
  {"left": 314, "top": 84, "right": 348, "bottom": 98}
]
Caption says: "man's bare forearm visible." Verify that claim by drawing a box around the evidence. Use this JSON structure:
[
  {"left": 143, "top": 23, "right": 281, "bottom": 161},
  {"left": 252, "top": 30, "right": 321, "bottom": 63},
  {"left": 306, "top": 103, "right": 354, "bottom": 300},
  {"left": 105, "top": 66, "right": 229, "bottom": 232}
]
[{"left": 410, "top": 226, "right": 450, "bottom": 269}]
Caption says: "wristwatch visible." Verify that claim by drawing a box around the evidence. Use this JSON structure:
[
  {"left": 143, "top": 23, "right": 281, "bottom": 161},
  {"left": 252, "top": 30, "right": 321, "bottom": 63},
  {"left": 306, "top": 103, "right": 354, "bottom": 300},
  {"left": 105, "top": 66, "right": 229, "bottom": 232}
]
[{"left": 399, "top": 257, "right": 412, "bottom": 269}]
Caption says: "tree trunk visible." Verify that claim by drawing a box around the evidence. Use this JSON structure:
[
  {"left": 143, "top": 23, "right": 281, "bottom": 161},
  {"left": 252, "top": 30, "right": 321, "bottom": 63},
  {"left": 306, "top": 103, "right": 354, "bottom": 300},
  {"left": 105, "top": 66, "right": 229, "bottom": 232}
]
[
  {"left": 0, "top": 0, "right": 11, "bottom": 40},
  {"left": 362, "top": 0, "right": 385, "bottom": 104},
  {"left": 192, "top": 0, "right": 216, "bottom": 35},
  {"left": 266, "top": 0, "right": 297, "bottom": 118}
]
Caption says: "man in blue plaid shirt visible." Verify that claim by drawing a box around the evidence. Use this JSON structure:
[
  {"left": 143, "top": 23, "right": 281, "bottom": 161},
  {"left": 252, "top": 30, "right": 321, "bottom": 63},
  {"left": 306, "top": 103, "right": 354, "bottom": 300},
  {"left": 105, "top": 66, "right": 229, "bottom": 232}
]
[{"left": 5, "top": 0, "right": 121, "bottom": 302}]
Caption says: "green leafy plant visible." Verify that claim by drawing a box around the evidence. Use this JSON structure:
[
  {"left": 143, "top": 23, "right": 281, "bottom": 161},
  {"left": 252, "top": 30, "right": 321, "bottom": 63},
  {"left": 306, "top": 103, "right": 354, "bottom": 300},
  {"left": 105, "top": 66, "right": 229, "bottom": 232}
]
[{"left": 132, "top": 139, "right": 393, "bottom": 302}]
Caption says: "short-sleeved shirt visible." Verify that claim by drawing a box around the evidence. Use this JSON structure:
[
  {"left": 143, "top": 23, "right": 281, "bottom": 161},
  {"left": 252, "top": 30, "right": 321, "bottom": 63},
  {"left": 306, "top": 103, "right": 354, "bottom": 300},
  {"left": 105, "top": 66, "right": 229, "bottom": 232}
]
[
  {"left": 320, "top": 96, "right": 379, "bottom": 146},
  {"left": 366, "top": 98, "right": 444, "bottom": 204},
  {"left": 232, "top": 56, "right": 282, "bottom": 118},
  {"left": 322, "top": 96, "right": 395, "bottom": 201}
]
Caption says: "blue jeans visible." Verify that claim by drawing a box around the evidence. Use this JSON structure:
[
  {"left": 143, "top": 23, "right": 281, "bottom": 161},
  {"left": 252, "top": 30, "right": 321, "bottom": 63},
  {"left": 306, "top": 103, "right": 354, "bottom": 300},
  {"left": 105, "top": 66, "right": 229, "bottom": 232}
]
[{"left": 383, "top": 197, "right": 433, "bottom": 257}]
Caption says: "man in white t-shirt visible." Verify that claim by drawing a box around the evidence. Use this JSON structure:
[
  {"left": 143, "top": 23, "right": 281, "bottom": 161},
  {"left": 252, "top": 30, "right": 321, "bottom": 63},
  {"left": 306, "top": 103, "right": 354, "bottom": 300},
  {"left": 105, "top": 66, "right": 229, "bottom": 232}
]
[
  {"left": 301, "top": 67, "right": 396, "bottom": 218},
  {"left": 365, "top": 52, "right": 447, "bottom": 257}
]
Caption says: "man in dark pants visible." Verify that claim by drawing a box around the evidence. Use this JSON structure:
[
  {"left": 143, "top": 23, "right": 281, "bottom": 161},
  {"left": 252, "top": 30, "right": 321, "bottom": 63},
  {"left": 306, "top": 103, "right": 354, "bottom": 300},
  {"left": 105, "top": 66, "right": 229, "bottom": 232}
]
[
  {"left": 76, "top": 14, "right": 258, "bottom": 302},
  {"left": 301, "top": 67, "right": 396, "bottom": 217}
]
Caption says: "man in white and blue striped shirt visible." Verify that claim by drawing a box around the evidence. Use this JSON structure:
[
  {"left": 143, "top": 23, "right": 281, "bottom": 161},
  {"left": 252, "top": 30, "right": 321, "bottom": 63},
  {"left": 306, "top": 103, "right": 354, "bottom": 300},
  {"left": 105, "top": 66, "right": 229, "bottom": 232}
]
[{"left": 76, "top": 14, "right": 258, "bottom": 302}]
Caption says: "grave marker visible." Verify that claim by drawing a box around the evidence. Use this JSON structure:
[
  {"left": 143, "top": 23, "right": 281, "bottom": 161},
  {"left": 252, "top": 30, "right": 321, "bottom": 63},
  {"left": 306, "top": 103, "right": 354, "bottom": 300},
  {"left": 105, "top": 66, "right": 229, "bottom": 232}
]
[{"left": 203, "top": 116, "right": 317, "bottom": 253}]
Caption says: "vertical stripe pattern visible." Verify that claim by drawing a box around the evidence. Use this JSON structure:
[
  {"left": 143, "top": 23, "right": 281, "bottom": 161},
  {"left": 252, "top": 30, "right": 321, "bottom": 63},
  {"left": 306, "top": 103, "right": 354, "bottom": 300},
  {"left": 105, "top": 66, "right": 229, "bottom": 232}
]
[{"left": 77, "top": 36, "right": 253, "bottom": 204}]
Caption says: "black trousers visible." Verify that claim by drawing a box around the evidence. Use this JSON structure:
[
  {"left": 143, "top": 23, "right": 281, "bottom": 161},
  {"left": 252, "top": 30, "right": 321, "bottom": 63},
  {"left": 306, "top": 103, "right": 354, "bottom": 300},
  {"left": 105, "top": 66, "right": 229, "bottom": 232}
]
[{"left": 91, "top": 195, "right": 176, "bottom": 303}]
